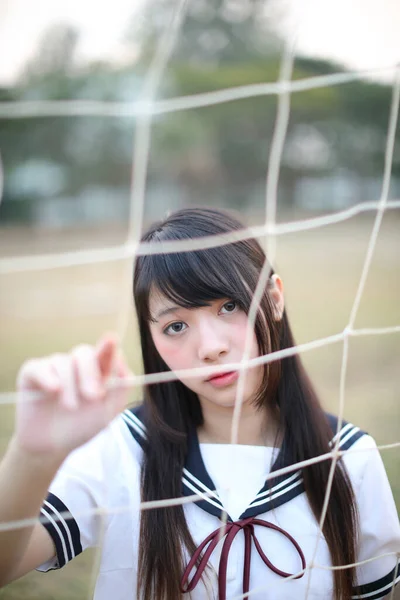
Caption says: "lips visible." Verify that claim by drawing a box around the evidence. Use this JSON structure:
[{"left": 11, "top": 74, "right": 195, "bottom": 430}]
[
  {"left": 206, "top": 370, "right": 239, "bottom": 387},
  {"left": 207, "top": 370, "right": 235, "bottom": 381}
]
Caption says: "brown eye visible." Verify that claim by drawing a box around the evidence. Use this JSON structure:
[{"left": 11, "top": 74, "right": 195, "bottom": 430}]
[{"left": 221, "top": 301, "right": 237, "bottom": 314}]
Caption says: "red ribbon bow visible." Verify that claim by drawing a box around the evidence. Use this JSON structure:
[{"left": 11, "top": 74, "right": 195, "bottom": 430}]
[{"left": 181, "top": 517, "right": 306, "bottom": 600}]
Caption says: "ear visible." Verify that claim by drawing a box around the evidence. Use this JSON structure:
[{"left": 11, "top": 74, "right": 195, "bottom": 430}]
[{"left": 269, "top": 274, "right": 285, "bottom": 321}]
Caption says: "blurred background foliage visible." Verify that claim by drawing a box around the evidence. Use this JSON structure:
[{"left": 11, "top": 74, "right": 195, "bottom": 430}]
[{"left": 1, "top": 0, "right": 399, "bottom": 227}]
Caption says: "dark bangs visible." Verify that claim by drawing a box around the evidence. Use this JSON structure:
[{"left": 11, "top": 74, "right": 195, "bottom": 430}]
[
  {"left": 135, "top": 243, "right": 257, "bottom": 322},
  {"left": 134, "top": 207, "right": 268, "bottom": 322}
]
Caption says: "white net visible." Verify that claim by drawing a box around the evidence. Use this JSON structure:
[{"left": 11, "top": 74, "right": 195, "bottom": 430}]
[{"left": 0, "top": 1, "right": 399, "bottom": 598}]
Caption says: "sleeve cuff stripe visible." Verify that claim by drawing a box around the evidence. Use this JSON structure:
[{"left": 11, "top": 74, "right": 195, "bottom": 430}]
[
  {"left": 40, "top": 493, "right": 83, "bottom": 568},
  {"left": 40, "top": 506, "right": 70, "bottom": 567},
  {"left": 42, "top": 500, "right": 77, "bottom": 560},
  {"left": 46, "top": 493, "right": 82, "bottom": 556},
  {"left": 352, "top": 566, "right": 400, "bottom": 599}
]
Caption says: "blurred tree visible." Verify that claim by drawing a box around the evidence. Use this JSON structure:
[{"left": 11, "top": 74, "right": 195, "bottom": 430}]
[
  {"left": 22, "top": 24, "right": 79, "bottom": 79},
  {"left": 128, "top": 0, "right": 281, "bottom": 67},
  {"left": 0, "top": 7, "right": 397, "bottom": 225}
]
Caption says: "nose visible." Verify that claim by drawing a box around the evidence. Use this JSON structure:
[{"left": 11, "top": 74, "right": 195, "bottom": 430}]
[{"left": 197, "top": 318, "right": 230, "bottom": 362}]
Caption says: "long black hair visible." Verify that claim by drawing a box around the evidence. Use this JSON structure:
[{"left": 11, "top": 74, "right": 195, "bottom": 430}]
[{"left": 133, "top": 207, "right": 358, "bottom": 599}]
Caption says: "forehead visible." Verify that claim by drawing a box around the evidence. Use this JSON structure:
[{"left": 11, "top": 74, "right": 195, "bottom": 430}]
[{"left": 148, "top": 288, "right": 173, "bottom": 316}]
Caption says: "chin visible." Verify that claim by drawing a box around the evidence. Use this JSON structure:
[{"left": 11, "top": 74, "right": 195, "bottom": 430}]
[{"left": 202, "top": 393, "right": 253, "bottom": 409}]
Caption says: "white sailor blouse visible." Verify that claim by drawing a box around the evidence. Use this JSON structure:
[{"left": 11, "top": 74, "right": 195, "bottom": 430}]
[{"left": 37, "top": 406, "right": 400, "bottom": 599}]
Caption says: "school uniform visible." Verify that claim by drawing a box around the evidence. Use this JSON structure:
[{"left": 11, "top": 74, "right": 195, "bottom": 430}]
[{"left": 37, "top": 405, "right": 400, "bottom": 599}]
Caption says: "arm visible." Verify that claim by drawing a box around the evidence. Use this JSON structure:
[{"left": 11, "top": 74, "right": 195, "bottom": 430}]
[
  {"left": 0, "top": 439, "right": 60, "bottom": 584},
  {"left": 0, "top": 336, "right": 130, "bottom": 586}
]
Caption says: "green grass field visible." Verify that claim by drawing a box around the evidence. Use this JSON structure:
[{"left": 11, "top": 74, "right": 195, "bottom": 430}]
[{"left": 0, "top": 214, "right": 399, "bottom": 599}]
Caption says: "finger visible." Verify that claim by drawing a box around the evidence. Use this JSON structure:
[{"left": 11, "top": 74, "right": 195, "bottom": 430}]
[
  {"left": 72, "top": 344, "right": 104, "bottom": 403},
  {"left": 115, "top": 355, "right": 132, "bottom": 380},
  {"left": 97, "top": 352, "right": 132, "bottom": 421},
  {"left": 51, "top": 354, "right": 79, "bottom": 411},
  {"left": 104, "top": 371, "right": 131, "bottom": 420},
  {"left": 17, "top": 358, "right": 61, "bottom": 395},
  {"left": 95, "top": 334, "right": 118, "bottom": 380}
]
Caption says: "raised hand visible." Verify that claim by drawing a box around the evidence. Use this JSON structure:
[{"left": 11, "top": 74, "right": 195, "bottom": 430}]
[{"left": 14, "top": 334, "right": 131, "bottom": 459}]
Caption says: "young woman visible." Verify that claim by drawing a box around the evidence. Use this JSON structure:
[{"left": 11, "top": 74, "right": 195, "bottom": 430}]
[{"left": 0, "top": 208, "right": 398, "bottom": 600}]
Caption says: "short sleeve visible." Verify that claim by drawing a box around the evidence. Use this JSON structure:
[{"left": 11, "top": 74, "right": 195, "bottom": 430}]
[
  {"left": 36, "top": 425, "right": 114, "bottom": 572},
  {"left": 351, "top": 436, "right": 400, "bottom": 599}
]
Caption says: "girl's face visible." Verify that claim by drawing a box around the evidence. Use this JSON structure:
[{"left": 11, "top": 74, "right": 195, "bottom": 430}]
[{"left": 148, "top": 290, "right": 264, "bottom": 409}]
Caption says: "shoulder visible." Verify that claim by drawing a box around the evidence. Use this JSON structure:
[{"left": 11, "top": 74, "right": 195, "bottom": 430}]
[
  {"left": 118, "top": 403, "right": 147, "bottom": 451},
  {"left": 325, "top": 413, "right": 367, "bottom": 449},
  {"left": 325, "top": 413, "right": 385, "bottom": 492},
  {"left": 55, "top": 404, "right": 147, "bottom": 479}
]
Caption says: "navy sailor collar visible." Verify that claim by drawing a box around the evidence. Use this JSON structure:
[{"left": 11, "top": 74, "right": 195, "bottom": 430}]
[{"left": 121, "top": 405, "right": 365, "bottom": 522}]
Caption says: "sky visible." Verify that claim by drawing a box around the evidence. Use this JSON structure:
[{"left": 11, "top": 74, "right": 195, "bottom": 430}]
[
  {"left": 0, "top": 0, "right": 142, "bottom": 83},
  {"left": 0, "top": 0, "right": 399, "bottom": 85},
  {"left": 274, "top": 0, "right": 400, "bottom": 78}
]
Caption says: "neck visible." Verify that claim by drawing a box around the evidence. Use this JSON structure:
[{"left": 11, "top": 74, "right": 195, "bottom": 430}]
[{"left": 197, "top": 399, "right": 279, "bottom": 446}]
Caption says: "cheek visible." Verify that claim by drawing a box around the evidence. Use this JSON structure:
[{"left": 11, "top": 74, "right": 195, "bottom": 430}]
[
  {"left": 152, "top": 334, "right": 192, "bottom": 371},
  {"left": 233, "top": 318, "right": 260, "bottom": 358}
]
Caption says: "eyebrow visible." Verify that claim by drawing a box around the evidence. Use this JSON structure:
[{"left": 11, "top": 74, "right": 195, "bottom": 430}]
[{"left": 151, "top": 305, "right": 181, "bottom": 322}]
